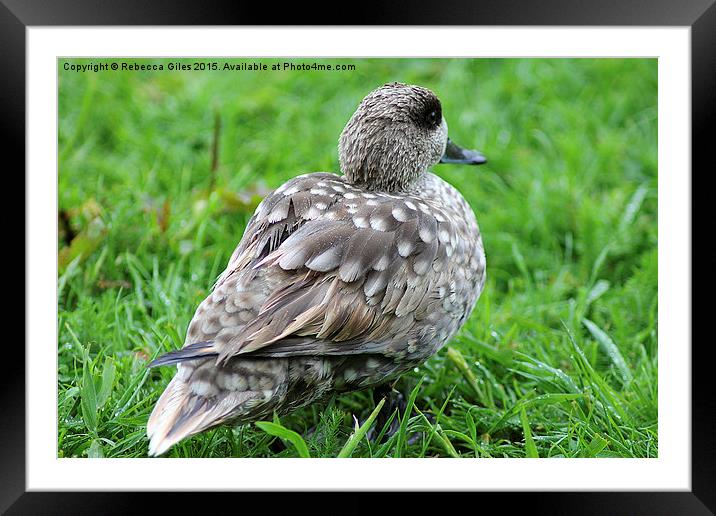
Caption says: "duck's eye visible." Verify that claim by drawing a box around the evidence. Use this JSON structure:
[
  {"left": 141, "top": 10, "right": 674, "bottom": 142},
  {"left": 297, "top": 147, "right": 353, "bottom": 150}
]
[
  {"left": 417, "top": 99, "right": 442, "bottom": 129},
  {"left": 422, "top": 109, "right": 440, "bottom": 129}
]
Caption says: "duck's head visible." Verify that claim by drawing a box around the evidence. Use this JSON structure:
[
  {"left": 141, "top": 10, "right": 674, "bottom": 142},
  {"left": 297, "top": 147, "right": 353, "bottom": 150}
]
[{"left": 338, "top": 82, "right": 486, "bottom": 192}]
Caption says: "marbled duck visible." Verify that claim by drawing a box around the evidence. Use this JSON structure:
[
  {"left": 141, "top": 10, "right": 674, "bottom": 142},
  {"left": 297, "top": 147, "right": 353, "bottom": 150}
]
[{"left": 147, "top": 82, "right": 487, "bottom": 456}]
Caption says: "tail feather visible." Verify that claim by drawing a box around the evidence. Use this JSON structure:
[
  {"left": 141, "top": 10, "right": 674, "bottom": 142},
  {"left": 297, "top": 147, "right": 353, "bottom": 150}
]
[
  {"left": 147, "top": 376, "right": 184, "bottom": 455},
  {"left": 146, "top": 369, "right": 261, "bottom": 456},
  {"left": 148, "top": 341, "right": 218, "bottom": 368}
]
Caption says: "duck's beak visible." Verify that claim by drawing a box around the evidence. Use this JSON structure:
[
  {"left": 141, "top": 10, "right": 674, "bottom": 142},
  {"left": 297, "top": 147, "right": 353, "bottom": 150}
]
[{"left": 439, "top": 139, "right": 487, "bottom": 165}]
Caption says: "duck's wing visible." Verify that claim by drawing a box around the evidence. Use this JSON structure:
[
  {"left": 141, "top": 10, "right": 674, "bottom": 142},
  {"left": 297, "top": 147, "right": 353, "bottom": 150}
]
[{"left": 200, "top": 172, "right": 476, "bottom": 365}]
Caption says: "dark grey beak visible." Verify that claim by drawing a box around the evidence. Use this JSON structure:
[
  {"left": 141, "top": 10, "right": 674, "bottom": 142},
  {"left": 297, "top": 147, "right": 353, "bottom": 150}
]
[{"left": 439, "top": 138, "right": 487, "bottom": 165}]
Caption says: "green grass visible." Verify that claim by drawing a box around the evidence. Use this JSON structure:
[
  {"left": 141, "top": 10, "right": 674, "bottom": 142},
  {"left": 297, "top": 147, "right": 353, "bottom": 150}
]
[{"left": 58, "top": 57, "right": 658, "bottom": 458}]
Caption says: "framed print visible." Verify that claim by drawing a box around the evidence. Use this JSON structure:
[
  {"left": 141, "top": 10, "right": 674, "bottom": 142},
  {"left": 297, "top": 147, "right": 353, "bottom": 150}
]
[{"left": 7, "top": 0, "right": 710, "bottom": 512}]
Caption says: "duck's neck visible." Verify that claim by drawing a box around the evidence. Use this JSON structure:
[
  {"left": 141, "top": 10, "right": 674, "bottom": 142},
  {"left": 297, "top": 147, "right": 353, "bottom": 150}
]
[{"left": 343, "top": 168, "right": 428, "bottom": 194}]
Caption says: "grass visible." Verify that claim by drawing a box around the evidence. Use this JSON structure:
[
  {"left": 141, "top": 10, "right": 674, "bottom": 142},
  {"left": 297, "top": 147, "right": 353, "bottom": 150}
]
[{"left": 58, "top": 58, "right": 658, "bottom": 458}]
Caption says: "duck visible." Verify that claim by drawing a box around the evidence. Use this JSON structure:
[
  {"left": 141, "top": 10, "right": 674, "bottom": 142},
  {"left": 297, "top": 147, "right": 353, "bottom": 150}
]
[{"left": 146, "top": 82, "right": 488, "bottom": 456}]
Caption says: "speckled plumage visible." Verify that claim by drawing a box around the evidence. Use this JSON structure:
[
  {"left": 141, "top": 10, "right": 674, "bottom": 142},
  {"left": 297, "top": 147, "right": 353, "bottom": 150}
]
[{"left": 147, "top": 83, "right": 487, "bottom": 456}]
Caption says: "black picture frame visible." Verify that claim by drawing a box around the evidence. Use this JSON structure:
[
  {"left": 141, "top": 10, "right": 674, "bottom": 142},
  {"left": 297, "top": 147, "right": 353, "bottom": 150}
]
[{"left": 6, "top": 0, "right": 708, "bottom": 513}]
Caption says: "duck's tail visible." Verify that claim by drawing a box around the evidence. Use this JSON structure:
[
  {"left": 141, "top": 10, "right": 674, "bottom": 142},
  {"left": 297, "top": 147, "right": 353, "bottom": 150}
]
[{"left": 146, "top": 355, "right": 281, "bottom": 456}]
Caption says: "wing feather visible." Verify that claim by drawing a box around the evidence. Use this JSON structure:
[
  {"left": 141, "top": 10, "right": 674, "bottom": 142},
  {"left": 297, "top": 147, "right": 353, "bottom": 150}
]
[{"left": 200, "top": 173, "right": 467, "bottom": 364}]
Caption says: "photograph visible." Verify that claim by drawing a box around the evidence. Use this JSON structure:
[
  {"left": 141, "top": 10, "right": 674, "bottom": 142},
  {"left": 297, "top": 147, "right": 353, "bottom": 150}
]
[{"left": 56, "top": 56, "right": 658, "bottom": 459}]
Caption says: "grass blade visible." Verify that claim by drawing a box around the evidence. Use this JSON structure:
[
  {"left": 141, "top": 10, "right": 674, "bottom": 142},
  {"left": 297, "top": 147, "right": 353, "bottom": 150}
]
[
  {"left": 583, "top": 318, "right": 632, "bottom": 384},
  {"left": 254, "top": 421, "right": 310, "bottom": 458},
  {"left": 80, "top": 357, "right": 98, "bottom": 434},
  {"left": 97, "top": 357, "right": 116, "bottom": 409},
  {"left": 519, "top": 408, "right": 539, "bottom": 458},
  {"left": 446, "top": 346, "right": 483, "bottom": 400},
  {"left": 415, "top": 406, "right": 459, "bottom": 458},
  {"left": 88, "top": 439, "right": 104, "bottom": 458},
  {"left": 487, "top": 393, "right": 584, "bottom": 434},
  {"left": 395, "top": 379, "right": 423, "bottom": 458},
  {"left": 338, "top": 397, "right": 385, "bottom": 458},
  {"left": 583, "top": 433, "right": 609, "bottom": 457},
  {"left": 619, "top": 183, "right": 649, "bottom": 232}
]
